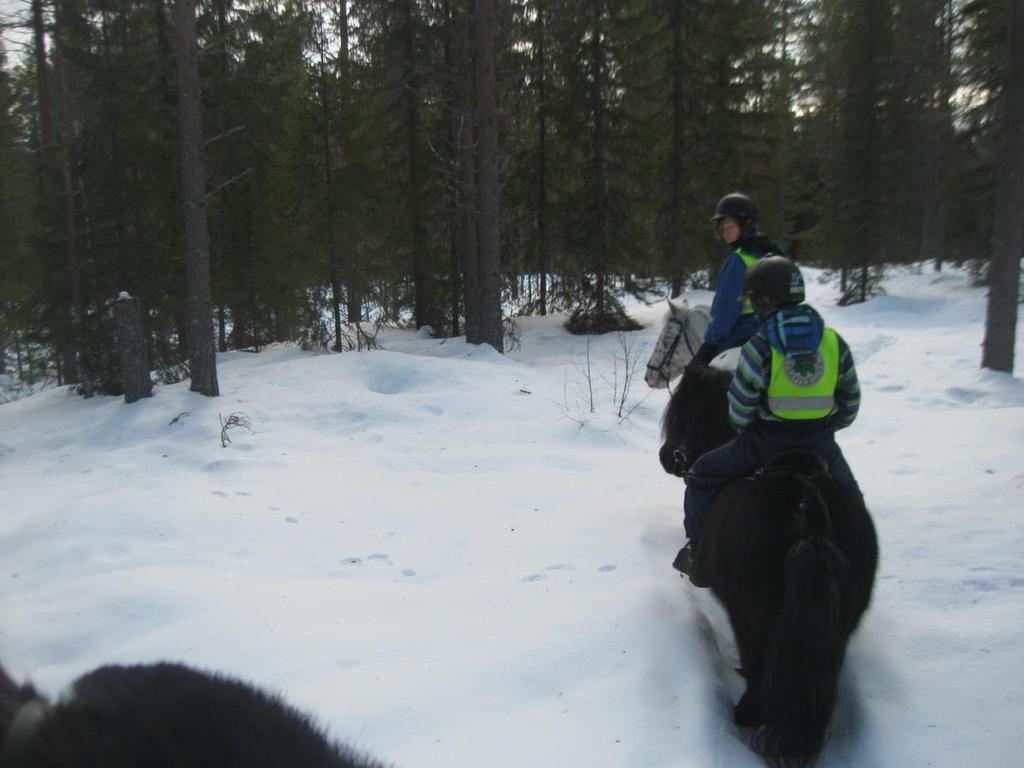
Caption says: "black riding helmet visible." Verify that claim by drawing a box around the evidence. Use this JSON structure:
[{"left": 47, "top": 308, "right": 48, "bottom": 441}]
[
  {"left": 742, "top": 255, "right": 805, "bottom": 306},
  {"left": 710, "top": 192, "right": 758, "bottom": 227}
]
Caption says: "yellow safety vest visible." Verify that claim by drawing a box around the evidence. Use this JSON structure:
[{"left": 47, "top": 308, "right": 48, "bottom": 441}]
[
  {"left": 735, "top": 247, "right": 760, "bottom": 316},
  {"left": 767, "top": 328, "right": 840, "bottom": 420}
]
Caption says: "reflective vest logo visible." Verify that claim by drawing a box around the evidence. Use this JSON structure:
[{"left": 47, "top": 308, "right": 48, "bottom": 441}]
[{"left": 782, "top": 353, "right": 825, "bottom": 387}]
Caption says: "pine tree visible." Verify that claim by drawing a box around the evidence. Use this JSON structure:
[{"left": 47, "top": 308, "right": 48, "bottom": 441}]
[
  {"left": 174, "top": 0, "right": 218, "bottom": 395},
  {"left": 981, "top": 0, "right": 1023, "bottom": 374}
]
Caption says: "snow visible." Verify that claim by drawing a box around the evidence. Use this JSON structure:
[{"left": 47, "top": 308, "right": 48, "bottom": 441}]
[{"left": 2, "top": 265, "right": 1022, "bottom": 767}]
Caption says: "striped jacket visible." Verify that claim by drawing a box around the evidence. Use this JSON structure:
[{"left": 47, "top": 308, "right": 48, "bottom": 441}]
[{"left": 727, "top": 311, "right": 860, "bottom": 433}]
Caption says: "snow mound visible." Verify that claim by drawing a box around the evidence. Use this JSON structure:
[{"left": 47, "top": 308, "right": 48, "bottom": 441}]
[{"left": 1, "top": 263, "right": 1022, "bottom": 768}]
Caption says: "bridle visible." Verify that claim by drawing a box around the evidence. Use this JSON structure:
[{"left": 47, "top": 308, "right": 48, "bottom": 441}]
[
  {"left": 646, "top": 312, "right": 698, "bottom": 388},
  {"left": 671, "top": 446, "right": 692, "bottom": 474}
]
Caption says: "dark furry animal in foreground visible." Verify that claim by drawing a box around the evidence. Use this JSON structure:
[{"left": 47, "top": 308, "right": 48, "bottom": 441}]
[
  {"left": 662, "top": 363, "right": 878, "bottom": 766},
  {"left": 0, "top": 661, "right": 389, "bottom": 767}
]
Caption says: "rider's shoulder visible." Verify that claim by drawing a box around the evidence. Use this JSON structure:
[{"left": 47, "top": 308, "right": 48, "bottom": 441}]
[{"left": 738, "top": 331, "right": 772, "bottom": 365}]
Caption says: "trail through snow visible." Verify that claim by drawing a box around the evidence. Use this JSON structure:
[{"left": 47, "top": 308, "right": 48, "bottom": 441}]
[{"left": 1, "top": 266, "right": 1022, "bottom": 767}]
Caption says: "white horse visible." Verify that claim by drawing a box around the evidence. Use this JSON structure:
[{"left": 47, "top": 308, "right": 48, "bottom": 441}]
[
  {"left": 644, "top": 298, "right": 740, "bottom": 389},
  {"left": 644, "top": 298, "right": 709, "bottom": 388}
]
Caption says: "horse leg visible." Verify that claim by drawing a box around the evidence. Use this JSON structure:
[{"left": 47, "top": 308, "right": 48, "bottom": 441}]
[
  {"left": 733, "top": 657, "right": 764, "bottom": 726},
  {"left": 729, "top": 606, "right": 774, "bottom": 727}
]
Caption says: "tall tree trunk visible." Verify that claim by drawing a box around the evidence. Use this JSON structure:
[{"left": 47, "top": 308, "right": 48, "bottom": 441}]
[
  {"left": 449, "top": 218, "right": 461, "bottom": 337},
  {"left": 590, "top": 0, "right": 607, "bottom": 317},
  {"left": 405, "top": 0, "right": 428, "bottom": 330},
  {"left": 668, "top": 0, "right": 684, "bottom": 298},
  {"left": 101, "top": 10, "right": 129, "bottom": 295},
  {"left": 174, "top": 0, "right": 219, "bottom": 396},
  {"left": 920, "top": 0, "right": 953, "bottom": 269},
  {"left": 536, "top": 0, "right": 549, "bottom": 315},
  {"left": 53, "top": 17, "right": 90, "bottom": 397},
  {"left": 981, "top": 0, "right": 1024, "bottom": 373},
  {"left": 153, "top": 0, "right": 174, "bottom": 101},
  {"left": 443, "top": 0, "right": 462, "bottom": 337},
  {"left": 317, "top": 6, "right": 343, "bottom": 352},
  {"left": 31, "top": 0, "right": 53, "bottom": 165},
  {"left": 337, "top": 0, "right": 361, "bottom": 327},
  {"left": 774, "top": 0, "right": 793, "bottom": 238},
  {"left": 456, "top": 0, "right": 479, "bottom": 343},
  {"left": 212, "top": 0, "right": 231, "bottom": 353},
  {"left": 853, "top": 0, "right": 883, "bottom": 304},
  {"left": 218, "top": 304, "right": 227, "bottom": 351},
  {"left": 116, "top": 295, "right": 153, "bottom": 403},
  {"left": 474, "top": 0, "right": 503, "bottom": 351}
]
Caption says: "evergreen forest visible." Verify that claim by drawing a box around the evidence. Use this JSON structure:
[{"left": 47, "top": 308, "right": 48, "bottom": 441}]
[{"left": 0, "top": 0, "right": 1020, "bottom": 397}]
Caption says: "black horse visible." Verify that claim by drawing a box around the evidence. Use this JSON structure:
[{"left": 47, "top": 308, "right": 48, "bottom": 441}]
[
  {"left": 0, "top": 661, "right": 389, "bottom": 767},
  {"left": 661, "top": 362, "right": 878, "bottom": 765}
]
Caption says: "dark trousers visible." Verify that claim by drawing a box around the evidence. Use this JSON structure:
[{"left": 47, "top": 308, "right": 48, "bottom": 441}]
[{"left": 682, "top": 423, "right": 860, "bottom": 540}]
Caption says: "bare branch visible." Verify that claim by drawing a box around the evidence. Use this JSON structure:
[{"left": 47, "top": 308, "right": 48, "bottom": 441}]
[
  {"left": 203, "top": 124, "right": 247, "bottom": 149},
  {"left": 219, "top": 411, "right": 252, "bottom": 447},
  {"left": 205, "top": 167, "right": 255, "bottom": 200}
]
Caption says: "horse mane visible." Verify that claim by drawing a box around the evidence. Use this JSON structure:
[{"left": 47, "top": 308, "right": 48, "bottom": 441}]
[
  {"left": 0, "top": 661, "right": 390, "bottom": 768},
  {"left": 661, "top": 363, "right": 733, "bottom": 442}
]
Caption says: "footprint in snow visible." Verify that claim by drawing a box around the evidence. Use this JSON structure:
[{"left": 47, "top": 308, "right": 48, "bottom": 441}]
[
  {"left": 402, "top": 569, "right": 417, "bottom": 577},
  {"left": 963, "top": 579, "right": 998, "bottom": 592},
  {"left": 368, "top": 553, "right": 392, "bottom": 564},
  {"left": 285, "top": 517, "right": 299, "bottom": 524},
  {"left": 236, "top": 491, "right": 252, "bottom": 497},
  {"left": 946, "top": 387, "right": 984, "bottom": 404},
  {"left": 520, "top": 564, "right": 575, "bottom": 582},
  {"left": 211, "top": 490, "right": 227, "bottom": 497},
  {"left": 341, "top": 557, "right": 363, "bottom": 566},
  {"left": 523, "top": 565, "right": 616, "bottom": 581}
]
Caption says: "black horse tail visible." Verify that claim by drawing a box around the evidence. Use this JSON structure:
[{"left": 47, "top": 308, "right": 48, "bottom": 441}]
[{"left": 753, "top": 478, "right": 850, "bottom": 766}]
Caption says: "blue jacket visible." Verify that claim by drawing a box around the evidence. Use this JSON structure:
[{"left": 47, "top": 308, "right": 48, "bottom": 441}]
[{"left": 704, "top": 230, "right": 786, "bottom": 350}]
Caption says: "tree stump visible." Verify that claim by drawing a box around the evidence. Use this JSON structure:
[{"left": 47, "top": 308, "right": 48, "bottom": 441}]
[{"left": 116, "top": 293, "right": 153, "bottom": 403}]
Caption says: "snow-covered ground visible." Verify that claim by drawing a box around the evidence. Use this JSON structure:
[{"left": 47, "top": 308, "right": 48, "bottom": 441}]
[{"left": 1, "top": 266, "right": 1022, "bottom": 767}]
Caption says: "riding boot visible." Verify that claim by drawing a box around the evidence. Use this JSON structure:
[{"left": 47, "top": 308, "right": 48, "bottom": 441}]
[{"left": 672, "top": 540, "right": 710, "bottom": 588}]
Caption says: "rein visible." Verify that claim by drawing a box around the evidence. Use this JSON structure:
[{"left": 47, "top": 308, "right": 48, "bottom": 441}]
[
  {"left": 1, "top": 698, "right": 51, "bottom": 768},
  {"left": 672, "top": 446, "right": 691, "bottom": 473}
]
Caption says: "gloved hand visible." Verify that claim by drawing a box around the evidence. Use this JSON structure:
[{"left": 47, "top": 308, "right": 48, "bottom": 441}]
[
  {"left": 691, "top": 342, "right": 717, "bottom": 367},
  {"left": 659, "top": 441, "right": 686, "bottom": 477}
]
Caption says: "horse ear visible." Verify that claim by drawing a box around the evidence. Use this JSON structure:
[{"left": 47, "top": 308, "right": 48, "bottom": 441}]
[{"left": 667, "top": 296, "right": 689, "bottom": 313}]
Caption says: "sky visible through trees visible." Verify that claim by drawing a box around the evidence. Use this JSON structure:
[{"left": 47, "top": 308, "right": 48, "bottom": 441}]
[{"left": 0, "top": 0, "right": 1019, "bottom": 395}]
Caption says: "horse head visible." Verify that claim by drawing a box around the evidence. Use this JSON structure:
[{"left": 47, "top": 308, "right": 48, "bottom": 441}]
[
  {"left": 660, "top": 361, "right": 735, "bottom": 470},
  {"left": 644, "top": 298, "right": 711, "bottom": 389}
]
